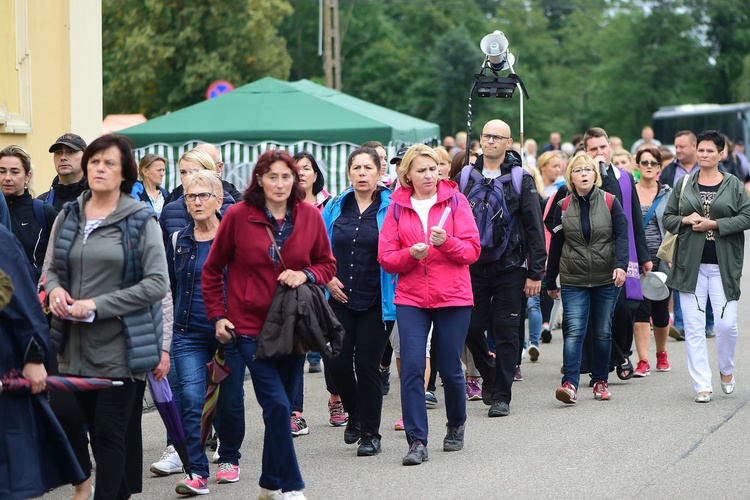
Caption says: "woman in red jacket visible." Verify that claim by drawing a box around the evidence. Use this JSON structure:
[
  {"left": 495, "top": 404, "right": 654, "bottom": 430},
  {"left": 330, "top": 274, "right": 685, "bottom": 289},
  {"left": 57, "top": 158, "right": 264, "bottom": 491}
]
[
  {"left": 378, "top": 144, "right": 480, "bottom": 466},
  {"left": 202, "top": 150, "right": 336, "bottom": 500}
]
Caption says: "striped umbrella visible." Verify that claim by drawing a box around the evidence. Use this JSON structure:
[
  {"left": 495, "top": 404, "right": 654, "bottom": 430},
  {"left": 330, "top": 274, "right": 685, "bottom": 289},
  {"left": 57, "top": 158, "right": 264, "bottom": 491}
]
[
  {"left": 0, "top": 370, "right": 123, "bottom": 395},
  {"left": 200, "top": 328, "right": 237, "bottom": 448}
]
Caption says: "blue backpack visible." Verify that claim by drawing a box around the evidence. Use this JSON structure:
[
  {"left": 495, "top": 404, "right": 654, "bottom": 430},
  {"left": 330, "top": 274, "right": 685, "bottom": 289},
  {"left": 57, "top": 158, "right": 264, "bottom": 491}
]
[{"left": 459, "top": 164, "right": 524, "bottom": 263}]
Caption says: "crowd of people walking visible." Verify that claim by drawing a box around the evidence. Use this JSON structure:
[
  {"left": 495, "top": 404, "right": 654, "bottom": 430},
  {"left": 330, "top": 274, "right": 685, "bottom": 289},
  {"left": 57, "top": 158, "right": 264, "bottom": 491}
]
[{"left": 2, "top": 121, "right": 750, "bottom": 500}]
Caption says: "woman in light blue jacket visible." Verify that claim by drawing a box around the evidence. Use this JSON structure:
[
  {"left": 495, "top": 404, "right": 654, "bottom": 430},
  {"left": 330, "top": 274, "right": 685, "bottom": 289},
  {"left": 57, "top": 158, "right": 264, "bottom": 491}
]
[{"left": 322, "top": 147, "right": 396, "bottom": 458}]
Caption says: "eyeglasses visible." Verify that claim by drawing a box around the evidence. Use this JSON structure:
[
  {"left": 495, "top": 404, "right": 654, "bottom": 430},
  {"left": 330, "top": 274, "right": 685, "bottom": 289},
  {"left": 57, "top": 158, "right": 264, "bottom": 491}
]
[
  {"left": 184, "top": 192, "right": 216, "bottom": 203},
  {"left": 639, "top": 160, "right": 660, "bottom": 167},
  {"left": 481, "top": 133, "right": 510, "bottom": 142},
  {"left": 571, "top": 167, "right": 595, "bottom": 175}
]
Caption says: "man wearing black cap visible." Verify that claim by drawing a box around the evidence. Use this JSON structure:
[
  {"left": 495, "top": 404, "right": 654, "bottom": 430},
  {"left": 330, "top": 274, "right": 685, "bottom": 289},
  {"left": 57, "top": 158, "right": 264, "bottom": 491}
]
[{"left": 37, "top": 133, "right": 88, "bottom": 211}]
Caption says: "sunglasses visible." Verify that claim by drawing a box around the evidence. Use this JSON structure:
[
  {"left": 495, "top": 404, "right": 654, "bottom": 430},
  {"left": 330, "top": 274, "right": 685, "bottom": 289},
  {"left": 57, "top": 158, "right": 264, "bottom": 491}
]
[{"left": 639, "top": 160, "right": 660, "bottom": 167}]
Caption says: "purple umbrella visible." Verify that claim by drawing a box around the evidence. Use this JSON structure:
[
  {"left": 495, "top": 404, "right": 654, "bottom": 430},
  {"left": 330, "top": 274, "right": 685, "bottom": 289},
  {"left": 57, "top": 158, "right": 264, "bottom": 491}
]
[
  {"left": 0, "top": 369, "right": 124, "bottom": 395},
  {"left": 147, "top": 372, "right": 193, "bottom": 478}
]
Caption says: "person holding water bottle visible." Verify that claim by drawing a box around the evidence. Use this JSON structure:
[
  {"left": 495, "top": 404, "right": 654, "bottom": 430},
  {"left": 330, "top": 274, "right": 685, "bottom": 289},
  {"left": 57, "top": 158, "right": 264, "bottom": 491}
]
[{"left": 378, "top": 144, "right": 480, "bottom": 466}]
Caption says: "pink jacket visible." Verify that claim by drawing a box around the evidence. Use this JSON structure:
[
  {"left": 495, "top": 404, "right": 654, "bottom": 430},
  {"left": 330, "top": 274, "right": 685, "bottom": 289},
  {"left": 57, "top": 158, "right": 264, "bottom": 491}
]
[{"left": 378, "top": 180, "right": 480, "bottom": 308}]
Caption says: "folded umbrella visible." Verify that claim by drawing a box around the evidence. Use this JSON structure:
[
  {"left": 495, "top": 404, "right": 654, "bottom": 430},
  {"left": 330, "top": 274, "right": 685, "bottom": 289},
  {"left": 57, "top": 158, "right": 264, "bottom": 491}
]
[
  {"left": 147, "top": 371, "right": 192, "bottom": 478},
  {"left": 0, "top": 369, "right": 124, "bottom": 395},
  {"left": 200, "top": 328, "right": 237, "bottom": 448}
]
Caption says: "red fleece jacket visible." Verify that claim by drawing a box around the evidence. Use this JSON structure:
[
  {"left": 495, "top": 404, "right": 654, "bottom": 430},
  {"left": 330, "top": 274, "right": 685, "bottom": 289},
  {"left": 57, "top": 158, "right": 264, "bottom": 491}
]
[{"left": 202, "top": 200, "right": 336, "bottom": 335}]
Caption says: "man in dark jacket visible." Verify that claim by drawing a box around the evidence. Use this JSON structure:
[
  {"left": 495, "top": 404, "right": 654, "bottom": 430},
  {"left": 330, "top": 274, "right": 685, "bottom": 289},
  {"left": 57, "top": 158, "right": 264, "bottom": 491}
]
[
  {"left": 583, "top": 128, "right": 652, "bottom": 378},
  {"left": 164, "top": 143, "right": 243, "bottom": 206},
  {"left": 459, "top": 119, "right": 546, "bottom": 418},
  {"left": 37, "top": 133, "right": 88, "bottom": 211},
  {"left": 659, "top": 130, "right": 699, "bottom": 188}
]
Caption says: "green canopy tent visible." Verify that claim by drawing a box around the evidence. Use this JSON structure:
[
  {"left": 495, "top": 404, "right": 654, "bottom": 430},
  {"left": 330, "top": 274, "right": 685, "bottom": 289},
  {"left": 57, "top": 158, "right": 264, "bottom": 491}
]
[{"left": 120, "top": 77, "right": 439, "bottom": 194}]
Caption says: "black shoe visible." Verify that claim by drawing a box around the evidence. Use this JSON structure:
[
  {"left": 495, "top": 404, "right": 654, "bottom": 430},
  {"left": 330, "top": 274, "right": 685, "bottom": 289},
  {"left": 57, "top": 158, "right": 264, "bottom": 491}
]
[
  {"left": 206, "top": 432, "right": 218, "bottom": 451},
  {"left": 443, "top": 424, "right": 465, "bottom": 452},
  {"left": 344, "top": 419, "right": 360, "bottom": 444},
  {"left": 488, "top": 400, "right": 510, "bottom": 417},
  {"left": 402, "top": 440, "right": 429, "bottom": 465},
  {"left": 541, "top": 328, "right": 552, "bottom": 344},
  {"left": 669, "top": 326, "right": 685, "bottom": 341},
  {"left": 356, "top": 433, "right": 381, "bottom": 456},
  {"left": 481, "top": 380, "right": 493, "bottom": 406},
  {"left": 380, "top": 368, "right": 391, "bottom": 395}
]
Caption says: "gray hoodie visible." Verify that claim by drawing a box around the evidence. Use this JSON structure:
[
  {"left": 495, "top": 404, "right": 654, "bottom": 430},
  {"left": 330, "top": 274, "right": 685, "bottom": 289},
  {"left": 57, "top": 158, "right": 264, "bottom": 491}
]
[{"left": 46, "top": 191, "right": 168, "bottom": 379}]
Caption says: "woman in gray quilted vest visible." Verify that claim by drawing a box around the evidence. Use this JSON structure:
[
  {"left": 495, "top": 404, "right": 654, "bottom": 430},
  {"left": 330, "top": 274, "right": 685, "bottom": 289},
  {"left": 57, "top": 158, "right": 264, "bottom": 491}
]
[
  {"left": 545, "top": 153, "right": 629, "bottom": 405},
  {"left": 46, "top": 134, "right": 168, "bottom": 500}
]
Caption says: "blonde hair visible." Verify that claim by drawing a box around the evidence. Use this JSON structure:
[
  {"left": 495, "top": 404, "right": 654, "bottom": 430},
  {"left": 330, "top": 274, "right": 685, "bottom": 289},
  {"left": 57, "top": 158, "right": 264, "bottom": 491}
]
[
  {"left": 433, "top": 146, "right": 451, "bottom": 164},
  {"left": 524, "top": 165, "right": 545, "bottom": 194},
  {"left": 537, "top": 150, "right": 563, "bottom": 174},
  {"left": 397, "top": 144, "right": 439, "bottom": 187},
  {"left": 611, "top": 149, "right": 633, "bottom": 165},
  {"left": 565, "top": 154, "right": 601, "bottom": 192},
  {"left": 179, "top": 149, "right": 216, "bottom": 171},
  {"left": 183, "top": 170, "right": 223, "bottom": 198}
]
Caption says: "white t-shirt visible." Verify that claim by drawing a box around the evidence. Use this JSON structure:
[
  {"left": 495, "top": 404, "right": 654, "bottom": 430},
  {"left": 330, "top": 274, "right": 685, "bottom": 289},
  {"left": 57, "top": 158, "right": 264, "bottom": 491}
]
[
  {"left": 410, "top": 194, "right": 437, "bottom": 237},
  {"left": 482, "top": 168, "right": 503, "bottom": 179}
]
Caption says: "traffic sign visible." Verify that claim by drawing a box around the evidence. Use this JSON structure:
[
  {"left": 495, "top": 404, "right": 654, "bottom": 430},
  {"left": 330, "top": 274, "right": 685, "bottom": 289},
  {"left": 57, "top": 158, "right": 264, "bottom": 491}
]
[{"left": 206, "top": 80, "right": 235, "bottom": 100}]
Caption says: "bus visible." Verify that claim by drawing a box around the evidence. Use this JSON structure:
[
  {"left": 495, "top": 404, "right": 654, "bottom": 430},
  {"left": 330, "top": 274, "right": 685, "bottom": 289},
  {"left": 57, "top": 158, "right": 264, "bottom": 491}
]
[{"left": 651, "top": 102, "right": 750, "bottom": 146}]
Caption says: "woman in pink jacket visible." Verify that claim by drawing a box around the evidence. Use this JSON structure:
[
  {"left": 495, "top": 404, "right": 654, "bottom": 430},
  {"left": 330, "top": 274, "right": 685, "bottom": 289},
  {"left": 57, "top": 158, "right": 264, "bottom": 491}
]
[{"left": 378, "top": 144, "right": 480, "bottom": 466}]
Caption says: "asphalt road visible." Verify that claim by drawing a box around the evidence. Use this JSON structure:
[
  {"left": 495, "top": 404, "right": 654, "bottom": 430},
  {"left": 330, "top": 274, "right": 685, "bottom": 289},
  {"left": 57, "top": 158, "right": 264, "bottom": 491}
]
[{"left": 43, "top": 252, "right": 750, "bottom": 500}]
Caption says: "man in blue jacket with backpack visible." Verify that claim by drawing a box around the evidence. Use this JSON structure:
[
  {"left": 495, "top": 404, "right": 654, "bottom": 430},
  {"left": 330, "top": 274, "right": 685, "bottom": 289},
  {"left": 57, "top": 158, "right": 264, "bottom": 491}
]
[{"left": 458, "top": 119, "right": 546, "bottom": 418}]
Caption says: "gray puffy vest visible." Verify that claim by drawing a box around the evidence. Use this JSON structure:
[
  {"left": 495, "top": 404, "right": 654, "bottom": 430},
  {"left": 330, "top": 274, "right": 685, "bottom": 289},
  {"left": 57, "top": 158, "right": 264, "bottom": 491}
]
[{"left": 50, "top": 202, "right": 163, "bottom": 374}]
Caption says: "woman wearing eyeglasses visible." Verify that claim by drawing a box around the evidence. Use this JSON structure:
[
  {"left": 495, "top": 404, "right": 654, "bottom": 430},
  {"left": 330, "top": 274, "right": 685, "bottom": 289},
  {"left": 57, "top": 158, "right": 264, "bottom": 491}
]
[
  {"left": 632, "top": 147, "right": 673, "bottom": 378},
  {"left": 546, "top": 154, "right": 629, "bottom": 404},
  {"left": 167, "top": 171, "right": 247, "bottom": 495}
]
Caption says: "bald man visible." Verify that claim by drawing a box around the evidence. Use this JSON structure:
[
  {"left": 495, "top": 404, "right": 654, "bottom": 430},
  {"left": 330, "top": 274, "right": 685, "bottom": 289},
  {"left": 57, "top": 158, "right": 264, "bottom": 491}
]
[{"left": 458, "top": 119, "right": 546, "bottom": 418}]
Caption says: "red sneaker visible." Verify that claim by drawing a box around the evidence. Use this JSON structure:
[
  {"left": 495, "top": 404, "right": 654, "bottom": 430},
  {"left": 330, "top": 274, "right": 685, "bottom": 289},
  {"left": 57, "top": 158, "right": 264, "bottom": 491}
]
[
  {"left": 633, "top": 359, "right": 651, "bottom": 377},
  {"left": 593, "top": 381, "right": 611, "bottom": 400},
  {"left": 655, "top": 351, "right": 671, "bottom": 372},
  {"left": 555, "top": 381, "right": 577, "bottom": 404}
]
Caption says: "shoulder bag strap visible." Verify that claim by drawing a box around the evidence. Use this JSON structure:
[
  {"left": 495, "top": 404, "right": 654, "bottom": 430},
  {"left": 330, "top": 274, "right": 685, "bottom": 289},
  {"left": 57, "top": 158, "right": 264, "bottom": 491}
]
[
  {"left": 265, "top": 225, "right": 288, "bottom": 270},
  {"left": 678, "top": 173, "right": 690, "bottom": 214},
  {"left": 642, "top": 194, "right": 663, "bottom": 229}
]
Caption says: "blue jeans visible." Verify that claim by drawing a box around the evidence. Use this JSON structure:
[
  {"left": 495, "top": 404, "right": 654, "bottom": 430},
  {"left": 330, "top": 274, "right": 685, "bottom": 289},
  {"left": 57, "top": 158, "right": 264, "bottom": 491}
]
[
  {"left": 560, "top": 285, "right": 620, "bottom": 389},
  {"left": 306, "top": 352, "right": 321, "bottom": 365},
  {"left": 525, "top": 293, "right": 542, "bottom": 349},
  {"left": 236, "top": 336, "right": 305, "bottom": 492},
  {"left": 397, "top": 305, "right": 471, "bottom": 447},
  {"left": 172, "top": 331, "right": 246, "bottom": 478}
]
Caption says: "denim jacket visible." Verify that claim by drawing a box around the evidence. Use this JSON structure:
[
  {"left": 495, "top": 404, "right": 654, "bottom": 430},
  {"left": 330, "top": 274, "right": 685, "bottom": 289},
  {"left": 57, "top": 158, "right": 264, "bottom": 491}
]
[
  {"left": 322, "top": 187, "right": 396, "bottom": 322},
  {"left": 166, "top": 218, "right": 222, "bottom": 334}
]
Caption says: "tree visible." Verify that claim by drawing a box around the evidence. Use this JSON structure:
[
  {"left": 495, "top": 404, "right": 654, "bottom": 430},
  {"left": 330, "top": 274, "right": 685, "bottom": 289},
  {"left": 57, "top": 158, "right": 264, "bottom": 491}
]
[{"left": 102, "top": 0, "right": 293, "bottom": 117}]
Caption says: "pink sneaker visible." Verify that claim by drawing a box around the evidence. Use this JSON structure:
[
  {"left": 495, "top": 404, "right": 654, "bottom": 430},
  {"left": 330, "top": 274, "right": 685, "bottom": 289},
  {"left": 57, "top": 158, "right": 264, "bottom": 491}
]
[
  {"left": 655, "top": 351, "right": 671, "bottom": 372},
  {"left": 593, "top": 381, "right": 611, "bottom": 400},
  {"left": 633, "top": 359, "right": 651, "bottom": 377},
  {"left": 394, "top": 417, "right": 404, "bottom": 431},
  {"left": 176, "top": 474, "right": 209, "bottom": 495},
  {"left": 466, "top": 378, "right": 482, "bottom": 401},
  {"left": 216, "top": 463, "right": 240, "bottom": 484},
  {"left": 555, "top": 381, "right": 577, "bottom": 404},
  {"left": 328, "top": 399, "right": 347, "bottom": 427}
]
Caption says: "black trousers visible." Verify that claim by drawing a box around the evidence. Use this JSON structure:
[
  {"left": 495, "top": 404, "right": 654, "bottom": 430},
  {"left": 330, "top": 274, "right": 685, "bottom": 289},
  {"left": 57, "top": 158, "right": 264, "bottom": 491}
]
[
  {"left": 328, "top": 301, "right": 393, "bottom": 437},
  {"left": 75, "top": 378, "right": 145, "bottom": 500},
  {"left": 464, "top": 268, "right": 526, "bottom": 404}
]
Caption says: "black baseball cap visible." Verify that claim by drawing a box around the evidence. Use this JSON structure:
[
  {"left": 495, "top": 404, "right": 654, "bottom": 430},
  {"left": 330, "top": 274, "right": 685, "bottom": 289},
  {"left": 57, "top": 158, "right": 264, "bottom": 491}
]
[
  {"left": 390, "top": 146, "right": 409, "bottom": 164},
  {"left": 49, "top": 133, "right": 87, "bottom": 153}
]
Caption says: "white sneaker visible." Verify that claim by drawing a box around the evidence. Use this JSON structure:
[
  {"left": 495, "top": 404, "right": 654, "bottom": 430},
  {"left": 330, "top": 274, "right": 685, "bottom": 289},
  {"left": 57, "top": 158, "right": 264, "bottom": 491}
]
[
  {"left": 150, "top": 445, "right": 183, "bottom": 475},
  {"left": 528, "top": 344, "right": 540, "bottom": 362},
  {"left": 521, "top": 348, "right": 526, "bottom": 360},
  {"left": 211, "top": 448, "right": 219, "bottom": 464},
  {"left": 259, "top": 487, "right": 284, "bottom": 499},
  {"left": 283, "top": 491, "right": 307, "bottom": 500}
]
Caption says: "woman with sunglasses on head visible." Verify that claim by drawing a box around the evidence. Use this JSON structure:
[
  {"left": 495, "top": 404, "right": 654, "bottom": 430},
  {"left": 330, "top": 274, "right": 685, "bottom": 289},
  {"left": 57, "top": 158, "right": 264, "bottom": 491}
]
[{"left": 632, "top": 147, "right": 673, "bottom": 378}]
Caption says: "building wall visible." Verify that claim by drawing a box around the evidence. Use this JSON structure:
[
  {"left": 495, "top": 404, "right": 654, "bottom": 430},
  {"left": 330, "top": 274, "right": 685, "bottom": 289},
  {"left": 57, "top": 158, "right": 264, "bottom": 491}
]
[{"left": 0, "top": 0, "right": 102, "bottom": 194}]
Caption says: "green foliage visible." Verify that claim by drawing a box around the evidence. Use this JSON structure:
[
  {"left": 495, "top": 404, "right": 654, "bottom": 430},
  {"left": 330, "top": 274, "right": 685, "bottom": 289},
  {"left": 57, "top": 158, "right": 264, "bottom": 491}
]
[
  {"left": 102, "top": 0, "right": 750, "bottom": 148},
  {"left": 103, "top": 0, "right": 293, "bottom": 117}
]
